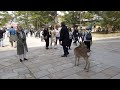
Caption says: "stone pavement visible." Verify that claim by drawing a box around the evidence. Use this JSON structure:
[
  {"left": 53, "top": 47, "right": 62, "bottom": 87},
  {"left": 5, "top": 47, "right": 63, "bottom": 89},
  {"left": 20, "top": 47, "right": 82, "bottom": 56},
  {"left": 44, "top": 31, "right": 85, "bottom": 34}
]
[{"left": 0, "top": 36, "right": 120, "bottom": 79}]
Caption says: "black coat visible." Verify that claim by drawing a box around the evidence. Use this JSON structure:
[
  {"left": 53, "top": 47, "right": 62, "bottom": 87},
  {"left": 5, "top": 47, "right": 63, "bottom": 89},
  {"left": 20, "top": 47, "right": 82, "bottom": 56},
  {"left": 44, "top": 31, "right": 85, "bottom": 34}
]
[
  {"left": 73, "top": 29, "right": 79, "bottom": 37},
  {"left": 0, "top": 30, "right": 6, "bottom": 38},
  {"left": 59, "top": 26, "right": 69, "bottom": 46},
  {"left": 43, "top": 29, "right": 50, "bottom": 40}
]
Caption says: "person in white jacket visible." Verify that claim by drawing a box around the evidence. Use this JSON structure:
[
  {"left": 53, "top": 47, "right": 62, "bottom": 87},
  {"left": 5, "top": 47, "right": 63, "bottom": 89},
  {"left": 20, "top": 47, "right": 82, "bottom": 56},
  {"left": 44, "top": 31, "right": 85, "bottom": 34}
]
[
  {"left": 50, "top": 27, "right": 56, "bottom": 49},
  {"left": 54, "top": 25, "right": 60, "bottom": 48},
  {"left": 40, "top": 30, "right": 44, "bottom": 42}
]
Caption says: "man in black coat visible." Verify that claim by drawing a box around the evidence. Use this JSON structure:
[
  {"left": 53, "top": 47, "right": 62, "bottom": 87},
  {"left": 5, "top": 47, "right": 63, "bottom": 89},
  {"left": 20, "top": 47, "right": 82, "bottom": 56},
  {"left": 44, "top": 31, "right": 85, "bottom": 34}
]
[{"left": 59, "top": 22, "right": 69, "bottom": 57}]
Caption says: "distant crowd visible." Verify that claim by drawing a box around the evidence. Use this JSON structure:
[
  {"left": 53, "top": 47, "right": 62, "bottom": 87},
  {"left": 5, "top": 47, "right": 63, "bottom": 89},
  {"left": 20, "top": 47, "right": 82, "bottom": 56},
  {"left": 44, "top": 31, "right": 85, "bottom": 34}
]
[{"left": 0, "top": 22, "right": 92, "bottom": 61}]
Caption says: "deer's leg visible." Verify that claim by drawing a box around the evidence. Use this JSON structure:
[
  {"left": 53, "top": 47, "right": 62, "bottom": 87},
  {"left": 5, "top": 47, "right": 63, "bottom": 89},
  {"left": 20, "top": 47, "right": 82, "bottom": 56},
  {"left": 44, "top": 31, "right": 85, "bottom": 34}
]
[
  {"left": 84, "top": 57, "right": 88, "bottom": 70},
  {"left": 77, "top": 58, "right": 80, "bottom": 66},
  {"left": 50, "top": 39, "right": 52, "bottom": 48},
  {"left": 75, "top": 57, "right": 77, "bottom": 66},
  {"left": 86, "top": 60, "right": 90, "bottom": 72},
  {"left": 85, "top": 57, "right": 90, "bottom": 72},
  {"left": 84, "top": 61, "right": 87, "bottom": 70}
]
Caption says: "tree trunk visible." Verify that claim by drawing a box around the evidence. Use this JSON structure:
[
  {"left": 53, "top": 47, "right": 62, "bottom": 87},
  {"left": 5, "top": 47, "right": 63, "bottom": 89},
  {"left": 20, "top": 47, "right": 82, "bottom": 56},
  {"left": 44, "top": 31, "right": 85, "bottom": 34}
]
[
  {"left": 34, "top": 20, "right": 37, "bottom": 30},
  {"left": 53, "top": 11, "right": 57, "bottom": 26},
  {"left": 25, "top": 11, "right": 29, "bottom": 29},
  {"left": 24, "top": 19, "right": 28, "bottom": 28},
  {"left": 107, "top": 24, "right": 112, "bottom": 33}
]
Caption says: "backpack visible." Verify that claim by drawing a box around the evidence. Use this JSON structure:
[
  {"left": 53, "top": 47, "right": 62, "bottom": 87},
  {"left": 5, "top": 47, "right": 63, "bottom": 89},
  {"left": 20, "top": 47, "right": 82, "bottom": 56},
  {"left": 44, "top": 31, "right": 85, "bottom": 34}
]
[{"left": 86, "top": 32, "right": 92, "bottom": 40}]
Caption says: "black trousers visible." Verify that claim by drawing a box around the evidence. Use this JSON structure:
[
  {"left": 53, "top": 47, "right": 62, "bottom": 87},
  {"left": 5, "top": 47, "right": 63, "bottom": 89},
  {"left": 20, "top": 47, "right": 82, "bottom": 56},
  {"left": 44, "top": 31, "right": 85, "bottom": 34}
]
[
  {"left": 68, "top": 39, "right": 72, "bottom": 48},
  {"left": 84, "top": 41, "right": 90, "bottom": 50},
  {"left": 56, "top": 37, "right": 60, "bottom": 45},
  {"left": 63, "top": 46, "right": 69, "bottom": 55},
  {"left": 30, "top": 33, "right": 33, "bottom": 37},
  {"left": 26, "top": 33, "right": 28, "bottom": 37},
  {"left": 74, "top": 37, "right": 79, "bottom": 43},
  {"left": 45, "top": 38, "right": 49, "bottom": 48}
]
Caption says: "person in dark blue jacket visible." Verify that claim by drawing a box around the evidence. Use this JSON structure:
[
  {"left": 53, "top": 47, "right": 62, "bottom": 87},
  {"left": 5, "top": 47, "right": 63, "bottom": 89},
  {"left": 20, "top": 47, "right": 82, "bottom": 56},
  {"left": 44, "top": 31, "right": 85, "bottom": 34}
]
[{"left": 9, "top": 26, "right": 17, "bottom": 47}]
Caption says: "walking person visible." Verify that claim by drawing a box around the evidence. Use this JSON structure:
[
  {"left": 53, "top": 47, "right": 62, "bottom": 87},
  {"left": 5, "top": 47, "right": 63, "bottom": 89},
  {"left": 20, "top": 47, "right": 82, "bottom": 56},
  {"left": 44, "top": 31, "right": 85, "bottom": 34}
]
[
  {"left": 35, "top": 30, "right": 37, "bottom": 38},
  {"left": 50, "top": 28, "right": 56, "bottom": 49},
  {"left": 54, "top": 25, "right": 60, "bottom": 48},
  {"left": 73, "top": 25, "right": 79, "bottom": 45},
  {"left": 16, "top": 25, "right": 28, "bottom": 62},
  {"left": 59, "top": 22, "right": 69, "bottom": 57},
  {"left": 30, "top": 29, "right": 33, "bottom": 37},
  {"left": 43, "top": 27, "right": 50, "bottom": 49},
  {"left": 26, "top": 30, "right": 29, "bottom": 37},
  {"left": 68, "top": 27, "right": 73, "bottom": 50},
  {"left": 36, "top": 30, "right": 40, "bottom": 38},
  {"left": 89, "top": 23, "right": 93, "bottom": 31},
  {"left": 49, "top": 26, "right": 54, "bottom": 49},
  {"left": 0, "top": 28, "right": 6, "bottom": 47},
  {"left": 83, "top": 29, "right": 92, "bottom": 52},
  {"left": 24, "top": 28, "right": 29, "bottom": 37},
  {"left": 9, "top": 26, "right": 17, "bottom": 48},
  {"left": 38, "top": 30, "right": 40, "bottom": 38},
  {"left": 79, "top": 27, "right": 83, "bottom": 42},
  {"left": 40, "top": 30, "right": 44, "bottom": 42}
]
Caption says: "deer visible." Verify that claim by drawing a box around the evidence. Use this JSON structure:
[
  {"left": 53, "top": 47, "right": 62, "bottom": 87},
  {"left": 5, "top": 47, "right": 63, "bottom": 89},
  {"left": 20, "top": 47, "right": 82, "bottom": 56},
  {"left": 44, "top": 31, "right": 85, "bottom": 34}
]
[{"left": 74, "top": 42, "right": 91, "bottom": 72}]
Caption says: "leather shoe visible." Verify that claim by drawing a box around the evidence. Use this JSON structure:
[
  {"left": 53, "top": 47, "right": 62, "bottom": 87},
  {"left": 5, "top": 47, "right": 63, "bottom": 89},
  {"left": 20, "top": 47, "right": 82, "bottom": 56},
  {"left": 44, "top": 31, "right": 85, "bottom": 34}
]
[
  {"left": 67, "top": 52, "right": 69, "bottom": 55},
  {"left": 24, "top": 58, "right": 28, "bottom": 60},
  {"left": 46, "top": 47, "right": 49, "bottom": 49},
  {"left": 20, "top": 59, "right": 23, "bottom": 62},
  {"left": 61, "top": 55, "right": 67, "bottom": 57}
]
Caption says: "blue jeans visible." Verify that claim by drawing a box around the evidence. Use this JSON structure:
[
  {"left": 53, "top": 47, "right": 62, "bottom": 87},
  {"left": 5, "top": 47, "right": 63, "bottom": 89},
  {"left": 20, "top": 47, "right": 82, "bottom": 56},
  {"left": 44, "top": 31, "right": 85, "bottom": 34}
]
[{"left": 0, "top": 38, "right": 4, "bottom": 47}]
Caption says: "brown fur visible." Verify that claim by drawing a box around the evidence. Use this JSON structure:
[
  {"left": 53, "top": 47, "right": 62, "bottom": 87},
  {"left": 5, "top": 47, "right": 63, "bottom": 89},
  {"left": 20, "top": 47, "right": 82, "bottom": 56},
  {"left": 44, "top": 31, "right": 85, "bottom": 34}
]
[{"left": 74, "top": 42, "right": 90, "bottom": 72}]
